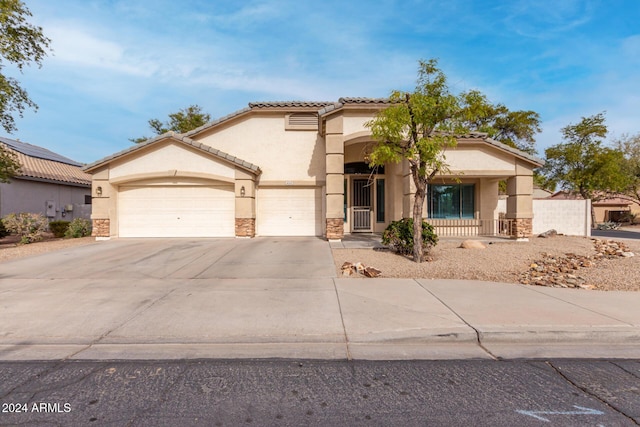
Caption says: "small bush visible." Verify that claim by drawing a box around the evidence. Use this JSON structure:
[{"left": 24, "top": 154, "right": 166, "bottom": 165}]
[
  {"left": 382, "top": 218, "right": 438, "bottom": 257},
  {"left": 1, "top": 212, "right": 49, "bottom": 244},
  {"left": 64, "top": 218, "right": 92, "bottom": 238},
  {"left": 620, "top": 211, "right": 638, "bottom": 224},
  {"left": 49, "top": 220, "right": 70, "bottom": 238},
  {"left": 596, "top": 222, "right": 620, "bottom": 230},
  {"left": 0, "top": 219, "right": 8, "bottom": 238}
]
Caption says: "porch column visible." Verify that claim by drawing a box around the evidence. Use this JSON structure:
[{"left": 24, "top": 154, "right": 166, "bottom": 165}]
[
  {"left": 479, "top": 178, "right": 500, "bottom": 235},
  {"left": 235, "top": 169, "right": 256, "bottom": 237},
  {"left": 90, "top": 167, "right": 113, "bottom": 239},
  {"left": 506, "top": 161, "right": 534, "bottom": 239},
  {"left": 325, "top": 115, "right": 344, "bottom": 240}
]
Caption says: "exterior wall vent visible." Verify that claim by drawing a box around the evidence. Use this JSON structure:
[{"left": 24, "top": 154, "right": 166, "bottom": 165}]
[{"left": 285, "top": 113, "right": 318, "bottom": 130}]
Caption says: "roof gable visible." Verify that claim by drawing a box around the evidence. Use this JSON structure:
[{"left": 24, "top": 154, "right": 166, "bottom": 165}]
[{"left": 83, "top": 132, "right": 261, "bottom": 175}]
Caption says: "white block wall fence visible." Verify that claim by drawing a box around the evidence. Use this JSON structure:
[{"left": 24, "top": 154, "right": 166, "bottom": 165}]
[{"left": 497, "top": 198, "right": 592, "bottom": 237}]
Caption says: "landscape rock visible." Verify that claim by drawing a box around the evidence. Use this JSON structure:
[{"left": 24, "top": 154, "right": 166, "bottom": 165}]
[
  {"left": 363, "top": 266, "right": 382, "bottom": 278},
  {"left": 538, "top": 229, "right": 558, "bottom": 238},
  {"left": 518, "top": 239, "right": 635, "bottom": 289},
  {"left": 341, "top": 261, "right": 382, "bottom": 278},
  {"left": 459, "top": 240, "right": 487, "bottom": 249},
  {"left": 341, "top": 262, "right": 355, "bottom": 276}
]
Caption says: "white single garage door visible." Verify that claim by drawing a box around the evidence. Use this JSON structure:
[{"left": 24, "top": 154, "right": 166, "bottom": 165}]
[
  {"left": 257, "top": 187, "right": 322, "bottom": 236},
  {"left": 118, "top": 185, "right": 235, "bottom": 237}
]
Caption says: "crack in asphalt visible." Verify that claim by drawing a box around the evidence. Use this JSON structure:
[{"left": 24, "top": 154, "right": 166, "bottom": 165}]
[{"left": 546, "top": 360, "right": 640, "bottom": 425}]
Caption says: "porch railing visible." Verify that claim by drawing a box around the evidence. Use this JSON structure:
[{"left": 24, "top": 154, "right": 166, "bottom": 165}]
[
  {"left": 353, "top": 207, "right": 371, "bottom": 230},
  {"left": 427, "top": 219, "right": 514, "bottom": 237}
]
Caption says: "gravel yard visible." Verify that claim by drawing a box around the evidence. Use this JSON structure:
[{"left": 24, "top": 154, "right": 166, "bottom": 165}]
[
  {"left": 333, "top": 236, "right": 640, "bottom": 291},
  {"left": 0, "top": 234, "right": 95, "bottom": 263}
]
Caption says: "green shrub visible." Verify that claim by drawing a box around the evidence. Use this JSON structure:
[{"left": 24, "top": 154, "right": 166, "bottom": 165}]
[
  {"left": 1, "top": 212, "right": 49, "bottom": 244},
  {"left": 382, "top": 218, "right": 438, "bottom": 257},
  {"left": 49, "top": 220, "right": 70, "bottom": 238},
  {"left": 620, "top": 211, "right": 638, "bottom": 224},
  {"left": 0, "top": 219, "right": 8, "bottom": 238},
  {"left": 64, "top": 218, "right": 92, "bottom": 238}
]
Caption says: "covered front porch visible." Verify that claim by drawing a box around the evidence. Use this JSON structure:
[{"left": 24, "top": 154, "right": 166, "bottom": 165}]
[
  {"left": 335, "top": 138, "right": 531, "bottom": 240},
  {"left": 320, "top": 100, "right": 542, "bottom": 241}
]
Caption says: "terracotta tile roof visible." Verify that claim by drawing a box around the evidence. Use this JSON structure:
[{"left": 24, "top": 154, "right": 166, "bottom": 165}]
[
  {"left": 248, "top": 101, "right": 333, "bottom": 108},
  {"left": 0, "top": 137, "right": 91, "bottom": 187},
  {"left": 318, "top": 98, "right": 391, "bottom": 116},
  {"left": 83, "top": 132, "right": 261, "bottom": 175},
  {"left": 339, "top": 97, "right": 390, "bottom": 104},
  {"left": 549, "top": 191, "right": 638, "bottom": 206}
]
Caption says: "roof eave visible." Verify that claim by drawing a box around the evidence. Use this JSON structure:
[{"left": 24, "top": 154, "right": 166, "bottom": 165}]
[
  {"left": 477, "top": 136, "right": 545, "bottom": 167},
  {"left": 13, "top": 175, "right": 91, "bottom": 188}
]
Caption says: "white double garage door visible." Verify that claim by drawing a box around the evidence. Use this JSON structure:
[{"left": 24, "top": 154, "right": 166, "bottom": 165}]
[{"left": 118, "top": 185, "right": 322, "bottom": 237}]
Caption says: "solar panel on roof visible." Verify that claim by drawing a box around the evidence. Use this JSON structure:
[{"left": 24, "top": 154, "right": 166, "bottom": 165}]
[{"left": 0, "top": 136, "right": 82, "bottom": 166}]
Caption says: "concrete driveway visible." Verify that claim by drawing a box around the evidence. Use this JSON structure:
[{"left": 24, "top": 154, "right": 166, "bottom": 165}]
[
  {"left": 0, "top": 237, "right": 337, "bottom": 280},
  {"left": 0, "top": 237, "right": 351, "bottom": 360}
]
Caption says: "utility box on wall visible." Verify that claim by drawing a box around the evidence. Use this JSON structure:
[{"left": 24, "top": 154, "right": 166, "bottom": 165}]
[{"left": 46, "top": 200, "right": 56, "bottom": 218}]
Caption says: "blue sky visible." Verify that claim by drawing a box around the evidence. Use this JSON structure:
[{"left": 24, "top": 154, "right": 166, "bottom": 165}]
[{"left": 5, "top": 0, "right": 640, "bottom": 164}]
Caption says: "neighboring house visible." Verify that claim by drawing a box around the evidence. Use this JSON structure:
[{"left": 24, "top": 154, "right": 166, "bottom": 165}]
[
  {"left": 0, "top": 136, "right": 91, "bottom": 221},
  {"left": 84, "top": 99, "right": 544, "bottom": 240},
  {"left": 549, "top": 190, "right": 640, "bottom": 223},
  {"left": 533, "top": 186, "right": 553, "bottom": 199}
]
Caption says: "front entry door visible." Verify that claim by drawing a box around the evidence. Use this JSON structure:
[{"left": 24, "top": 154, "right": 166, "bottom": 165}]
[{"left": 352, "top": 179, "right": 372, "bottom": 231}]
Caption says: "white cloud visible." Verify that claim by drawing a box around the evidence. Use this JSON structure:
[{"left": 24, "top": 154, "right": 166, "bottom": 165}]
[
  {"left": 500, "top": 0, "right": 595, "bottom": 38},
  {"left": 47, "top": 24, "right": 158, "bottom": 77}
]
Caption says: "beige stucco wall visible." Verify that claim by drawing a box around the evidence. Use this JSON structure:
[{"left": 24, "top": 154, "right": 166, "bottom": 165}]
[
  {"left": 109, "top": 141, "right": 235, "bottom": 182},
  {"left": 342, "top": 111, "right": 377, "bottom": 136},
  {"left": 442, "top": 144, "right": 517, "bottom": 176},
  {"left": 196, "top": 113, "right": 325, "bottom": 183}
]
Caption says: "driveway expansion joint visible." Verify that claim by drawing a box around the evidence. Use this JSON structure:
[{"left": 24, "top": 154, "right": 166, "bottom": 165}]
[{"left": 332, "top": 278, "right": 353, "bottom": 361}]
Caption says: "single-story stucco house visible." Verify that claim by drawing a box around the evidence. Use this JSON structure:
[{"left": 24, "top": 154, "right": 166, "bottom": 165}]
[
  {"left": 0, "top": 136, "right": 91, "bottom": 221},
  {"left": 83, "top": 98, "right": 544, "bottom": 240}
]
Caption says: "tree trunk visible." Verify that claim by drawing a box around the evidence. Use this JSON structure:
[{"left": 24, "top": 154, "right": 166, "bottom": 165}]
[{"left": 412, "top": 172, "right": 427, "bottom": 263}]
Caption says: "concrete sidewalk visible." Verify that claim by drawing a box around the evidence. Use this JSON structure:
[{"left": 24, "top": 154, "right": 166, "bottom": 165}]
[{"left": 1, "top": 277, "right": 639, "bottom": 361}]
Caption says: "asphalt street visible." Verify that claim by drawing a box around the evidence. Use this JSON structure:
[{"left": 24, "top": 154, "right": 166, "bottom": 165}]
[
  {"left": 592, "top": 229, "right": 640, "bottom": 240},
  {"left": 1, "top": 359, "right": 638, "bottom": 426}
]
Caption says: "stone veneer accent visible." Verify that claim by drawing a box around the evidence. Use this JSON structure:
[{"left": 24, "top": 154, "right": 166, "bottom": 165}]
[
  {"left": 235, "top": 218, "right": 255, "bottom": 237},
  {"left": 326, "top": 218, "right": 344, "bottom": 240},
  {"left": 512, "top": 218, "right": 532, "bottom": 239},
  {"left": 92, "top": 219, "right": 110, "bottom": 237}
]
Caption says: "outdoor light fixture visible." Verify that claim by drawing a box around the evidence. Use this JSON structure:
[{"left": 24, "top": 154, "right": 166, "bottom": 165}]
[
  {"left": 96, "top": 186, "right": 102, "bottom": 196},
  {"left": 240, "top": 186, "right": 245, "bottom": 197}
]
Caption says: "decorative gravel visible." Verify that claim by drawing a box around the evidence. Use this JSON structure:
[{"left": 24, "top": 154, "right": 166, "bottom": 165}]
[
  {"left": 332, "top": 236, "right": 640, "bottom": 291},
  {"left": 0, "top": 235, "right": 95, "bottom": 263}
]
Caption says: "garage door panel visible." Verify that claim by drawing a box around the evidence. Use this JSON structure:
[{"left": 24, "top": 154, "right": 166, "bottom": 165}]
[
  {"left": 119, "top": 185, "right": 234, "bottom": 237},
  {"left": 257, "top": 187, "right": 322, "bottom": 236}
]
